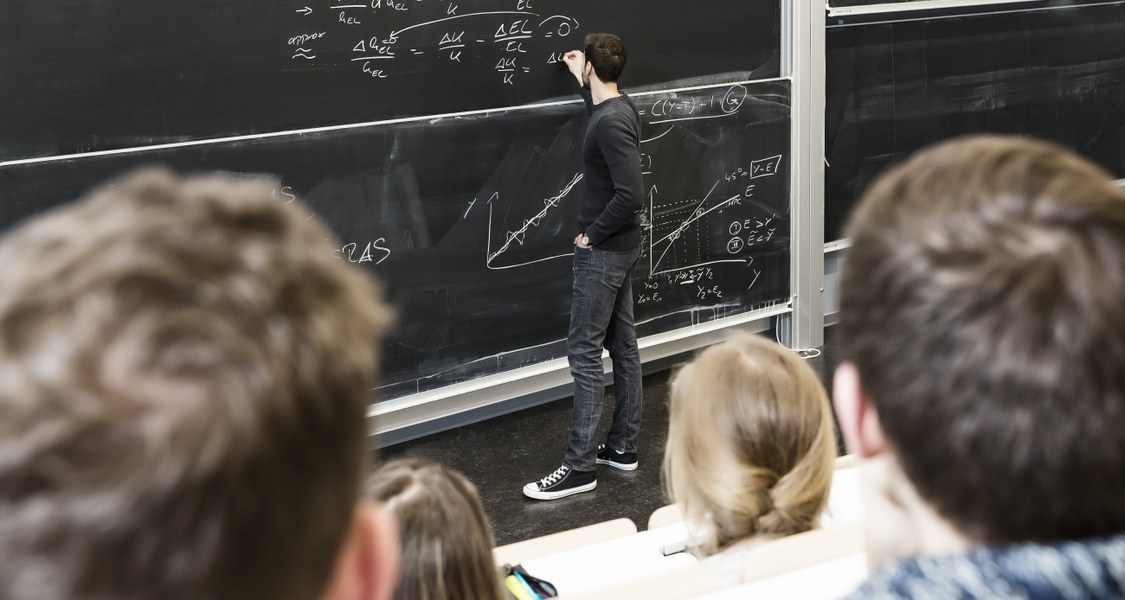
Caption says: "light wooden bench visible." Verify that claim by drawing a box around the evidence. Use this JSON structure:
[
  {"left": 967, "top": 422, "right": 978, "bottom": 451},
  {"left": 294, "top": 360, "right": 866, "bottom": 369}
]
[
  {"left": 743, "top": 521, "right": 864, "bottom": 581},
  {"left": 834, "top": 453, "right": 861, "bottom": 469},
  {"left": 562, "top": 561, "right": 717, "bottom": 599},
  {"left": 648, "top": 503, "right": 685, "bottom": 530},
  {"left": 494, "top": 517, "right": 638, "bottom": 566}
]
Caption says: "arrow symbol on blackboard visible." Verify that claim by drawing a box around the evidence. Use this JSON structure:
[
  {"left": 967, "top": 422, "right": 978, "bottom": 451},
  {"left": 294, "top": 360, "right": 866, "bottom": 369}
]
[{"left": 296, "top": 6, "right": 313, "bottom": 15}]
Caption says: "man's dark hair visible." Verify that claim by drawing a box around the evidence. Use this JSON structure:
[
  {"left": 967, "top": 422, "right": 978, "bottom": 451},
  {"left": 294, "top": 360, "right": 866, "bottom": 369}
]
[
  {"left": 583, "top": 33, "right": 627, "bottom": 83},
  {"left": 0, "top": 169, "right": 391, "bottom": 599},
  {"left": 840, "top": 135, "right": 1125, "bottom": 546}
]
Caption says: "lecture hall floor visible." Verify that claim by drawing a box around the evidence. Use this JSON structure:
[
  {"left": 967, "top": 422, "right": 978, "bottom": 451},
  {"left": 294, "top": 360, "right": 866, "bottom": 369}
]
[{"left": 380, "top": 327, "right": 841, "bottom": 546}]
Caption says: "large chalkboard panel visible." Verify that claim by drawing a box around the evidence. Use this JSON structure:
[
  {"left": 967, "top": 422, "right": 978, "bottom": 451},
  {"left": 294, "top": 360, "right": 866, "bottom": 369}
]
[
  {"left": 0, "top": 0, "right": 780, "bottom": 161},
  {"left": 825, "top": 2, "right": 1125, "bottom": 241},
  {"left": 0, "top": 81, "right": 791, "bottom": 400},
  {"left": 827, "top": 0, "right": 1116, "bottom": 25}
]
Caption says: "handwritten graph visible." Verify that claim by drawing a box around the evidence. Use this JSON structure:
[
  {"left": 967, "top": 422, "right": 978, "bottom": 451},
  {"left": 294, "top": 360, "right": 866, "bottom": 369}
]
[{"left": 485, "top": 173, "right": 583, "bottom": 270}]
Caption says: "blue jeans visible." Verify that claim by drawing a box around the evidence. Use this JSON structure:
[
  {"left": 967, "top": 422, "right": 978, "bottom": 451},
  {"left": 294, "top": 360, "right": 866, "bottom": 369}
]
[{"left": 563, "top": 245, "right": 643, "bottom": 472}]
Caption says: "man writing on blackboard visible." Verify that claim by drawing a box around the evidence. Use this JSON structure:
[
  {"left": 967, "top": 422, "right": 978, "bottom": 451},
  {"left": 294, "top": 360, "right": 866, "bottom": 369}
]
[{"left": 523, "top": 33, "right": 644, "bottom": 500}]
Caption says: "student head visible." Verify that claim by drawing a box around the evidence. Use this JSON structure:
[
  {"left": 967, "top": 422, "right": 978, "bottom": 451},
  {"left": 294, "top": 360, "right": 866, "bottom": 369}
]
[
  {"left": 0, "top": 169, "right": 397, "bottom": 600},
  {"left": 663, "top": 333, "right": 836, "bottom": 555},
  {"left": 834, "top": 135, "right": 1125, "bottom": 564},
  {"left": 365, "top": 459, "right": 503, "bottom": 600},
  {"left": 582, "top": 32, "right": 627, "bottom": 85}
]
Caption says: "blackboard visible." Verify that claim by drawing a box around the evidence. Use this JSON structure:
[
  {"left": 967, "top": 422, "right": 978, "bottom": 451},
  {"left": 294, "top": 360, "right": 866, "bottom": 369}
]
[
  {"left": 1, "top": 0, "right": 790, "bottom": 401},
  {"left": 825, "top": 2, "right": 1125, "bottom": 241},
  {"left": 0, "top": 0, "right": 780, "bottom": 161},
  {"left": 0, "top": 80, "right": 791, "bottom": 400}
]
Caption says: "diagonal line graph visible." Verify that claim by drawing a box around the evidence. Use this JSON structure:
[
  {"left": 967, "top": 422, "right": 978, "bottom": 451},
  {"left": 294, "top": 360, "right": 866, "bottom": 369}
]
[
  {"left": 485, "top": 173, "right": 582, "bottom": 270},
  {"left": 649, "top": 179, "right": 743, "bottom": 273},
  {"left": 650, "top": 179, "right": 717, "bottom": 273}
]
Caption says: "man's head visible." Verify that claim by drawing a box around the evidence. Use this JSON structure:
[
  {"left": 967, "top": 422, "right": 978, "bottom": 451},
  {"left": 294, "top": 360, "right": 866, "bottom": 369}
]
[
  {"left": 582, "top": 33, "right": 627, "bottom": 86},
  {"left": 834, "top": 135, "right": 1125, "bottom": 562},
  {"left": 0, "top": 169, "right": 397, "bottom": 599}
]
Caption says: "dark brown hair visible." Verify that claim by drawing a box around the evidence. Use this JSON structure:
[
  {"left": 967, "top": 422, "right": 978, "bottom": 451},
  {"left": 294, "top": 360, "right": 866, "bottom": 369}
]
[
  {"left": 583, "top": 33, "right": 627, "bottom": 83},
  {"left": 366, "top": 459, "right": 504, "bottom": 600},
  {"left": 0, "top": 169, "right": 391, "bottom": 599},
  {"left": 840, "top": 135, "right": 1125, "bottom": 545}
]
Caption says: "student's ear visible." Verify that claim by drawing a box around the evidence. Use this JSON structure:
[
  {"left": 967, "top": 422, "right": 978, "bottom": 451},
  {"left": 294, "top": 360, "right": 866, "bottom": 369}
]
[
  {"left": 321, "top": 502, "right": 399, "bottom": 600},
  {"left": 833, "top": 362, "right": 888, "bottom": 458}
]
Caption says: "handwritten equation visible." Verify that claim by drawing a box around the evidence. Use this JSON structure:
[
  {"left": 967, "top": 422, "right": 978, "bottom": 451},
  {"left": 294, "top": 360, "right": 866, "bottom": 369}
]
[
  {"left": 287, "top": 0, "right": 581, "bottom": 85},
  {"left": 637, "top": 84, "right": 749, "bottom": 145},
  {"left": 633, "top": 84, "right": 784, "bottom": 309}
]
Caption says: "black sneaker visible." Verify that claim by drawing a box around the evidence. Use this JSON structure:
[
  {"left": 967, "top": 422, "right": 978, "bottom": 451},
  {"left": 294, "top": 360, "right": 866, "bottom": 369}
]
[
  {"left": 596, "top": 444, "right": 639, "bottom": 471},
  {"left": 522, "top": 465, "right": 597, "bottom": 500}
]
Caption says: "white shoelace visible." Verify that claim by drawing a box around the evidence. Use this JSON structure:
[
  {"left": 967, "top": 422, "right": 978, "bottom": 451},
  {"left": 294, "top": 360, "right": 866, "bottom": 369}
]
[{"left": 539, "top": 466, "right": 568, "bottom": 487}]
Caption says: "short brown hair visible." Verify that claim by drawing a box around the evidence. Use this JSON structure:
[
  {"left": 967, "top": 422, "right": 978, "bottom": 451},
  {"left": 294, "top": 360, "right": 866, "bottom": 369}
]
[
  {"left": 365, "top": 459, "right": 503, "bottom": 600},
  {"left": 0, "top": 169, "right": 391, "bottom": 599},
  {"left": 840, "top": 135, "right": 1125, "bottom": 545},
  {"left": 664, "top": 334, "right": 836, "bottom": 554},
  {"left": 583, "top": 33, "right": 627, "bottom": 83}
]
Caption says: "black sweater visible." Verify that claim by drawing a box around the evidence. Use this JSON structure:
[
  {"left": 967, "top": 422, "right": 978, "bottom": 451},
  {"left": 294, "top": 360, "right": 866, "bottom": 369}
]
[{"left": 577, "top": 87, "right": 643, "bottom": 250}]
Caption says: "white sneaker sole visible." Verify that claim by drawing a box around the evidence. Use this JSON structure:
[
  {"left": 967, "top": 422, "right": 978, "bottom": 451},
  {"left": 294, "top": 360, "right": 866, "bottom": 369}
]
[
  {"left": 522, "top": 479, "right": 597, "bottom": 500},
  {"left": 596, "top": 457, "right": 639, "bottom": 471}
]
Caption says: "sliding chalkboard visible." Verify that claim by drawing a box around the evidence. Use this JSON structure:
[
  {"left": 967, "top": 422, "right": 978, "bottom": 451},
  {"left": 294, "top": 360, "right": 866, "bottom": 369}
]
[
  {"left": 0, "top": 81, "right": 791, "bottom": 400},
  {"left": 827, "top": 0, "right": 1116, "bottom": 25},
  {"left": 825, "top": 2, "right": 1125, "bottom": 240},
  {"left": 830, "top": 0, "right": 927, "bottom": 6},
  {"left": 0, "top": 0, "right": 779, "bottom": 161}
]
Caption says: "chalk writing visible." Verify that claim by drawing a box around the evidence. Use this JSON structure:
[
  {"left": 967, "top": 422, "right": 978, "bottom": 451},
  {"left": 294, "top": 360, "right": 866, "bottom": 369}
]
[
  {"left": 336, "top": 239, "right": 392, "bottom": 265},
  {"left": 640, "top": 141, "right": 786, "bottom": 311},
  {"left": 485, "top": 173, "right": 582, "bottom": 270},
  {"left": 648, "top": 85, "right": 747, "bottom": 125},
  {"left": 285, "top": 1, "right": 580, "bottom": 83},
  {"left": 750, "top": 154, "right": 783, "bottom": 178}
]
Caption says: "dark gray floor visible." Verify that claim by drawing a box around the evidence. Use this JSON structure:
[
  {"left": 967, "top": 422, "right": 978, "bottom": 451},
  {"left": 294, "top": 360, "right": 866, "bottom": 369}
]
[{"left": 380, "top": 327, "right": 840, "bottom": 546}]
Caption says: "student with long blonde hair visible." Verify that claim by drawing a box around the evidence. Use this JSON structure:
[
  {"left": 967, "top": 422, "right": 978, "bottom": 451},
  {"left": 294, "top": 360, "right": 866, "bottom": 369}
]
[
  {"left": 663, "top": 333, "right": 837, "bottom": 586},
  {"left": 366, "top": 459, "right": 505, "bottom": 600}
]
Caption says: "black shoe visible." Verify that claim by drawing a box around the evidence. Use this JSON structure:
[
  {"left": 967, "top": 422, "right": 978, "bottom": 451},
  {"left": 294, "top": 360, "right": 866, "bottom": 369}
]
[
  {"left": 522, "top": 465, "right": 597, "bottom": 500},
  {"left": 596, "top": 444, "right": 639, "bottom": 471}
]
